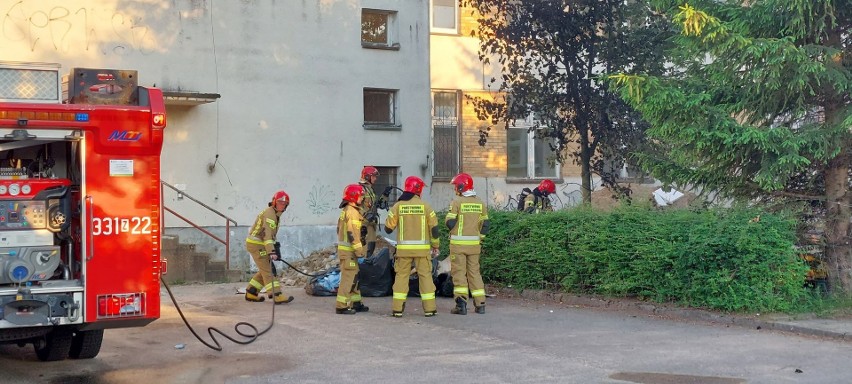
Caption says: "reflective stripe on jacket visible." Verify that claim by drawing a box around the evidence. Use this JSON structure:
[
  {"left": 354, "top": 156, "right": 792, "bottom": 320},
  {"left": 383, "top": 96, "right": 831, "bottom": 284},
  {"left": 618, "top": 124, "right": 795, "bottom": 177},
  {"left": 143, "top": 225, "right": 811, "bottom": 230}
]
[
  {"left": 385, "top": 195, "right": 439, "bottom": 257},
  {"left": 357, "top": 182, "right": 376, "bottom": 220},
  {"left": 338, "top": 205, "right": 366, "bottom": 256},
  {"left": 246, "top": 206, "right": 281, "bottom": 254},
  {"left": 523, "top": 191, "right": 553, "bottom": 213},
  {"left": 446, "top": 196, "right": 488, "bottom": 248}
]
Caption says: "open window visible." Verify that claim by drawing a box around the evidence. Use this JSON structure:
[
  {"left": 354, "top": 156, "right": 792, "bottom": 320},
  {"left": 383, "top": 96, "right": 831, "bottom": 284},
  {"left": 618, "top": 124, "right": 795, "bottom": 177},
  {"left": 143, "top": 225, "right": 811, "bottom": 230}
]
[{"left": 362, "top": 9, "right": 399, "bottom": 50}]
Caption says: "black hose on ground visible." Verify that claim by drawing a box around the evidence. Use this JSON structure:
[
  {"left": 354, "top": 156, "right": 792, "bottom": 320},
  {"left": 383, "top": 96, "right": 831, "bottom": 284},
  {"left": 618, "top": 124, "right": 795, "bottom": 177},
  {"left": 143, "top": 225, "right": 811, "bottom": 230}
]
[{"left": 160, "top": 276, "right": 277, "bottom": 351}]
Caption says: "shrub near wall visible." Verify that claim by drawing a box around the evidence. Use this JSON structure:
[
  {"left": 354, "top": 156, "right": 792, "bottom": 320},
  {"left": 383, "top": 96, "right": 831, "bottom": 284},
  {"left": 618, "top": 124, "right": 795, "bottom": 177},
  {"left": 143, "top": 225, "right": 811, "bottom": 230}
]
[{"left": 477, "top": 206, "right": 808, "bottom": 312}]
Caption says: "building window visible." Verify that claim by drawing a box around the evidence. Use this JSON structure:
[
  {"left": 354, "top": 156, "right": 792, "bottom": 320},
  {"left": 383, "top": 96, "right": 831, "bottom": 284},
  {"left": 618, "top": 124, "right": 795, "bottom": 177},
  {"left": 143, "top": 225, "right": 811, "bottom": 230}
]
[
  {"left": 432, "top": 91, "right": 459, "bottom": 178},
  {"left": 362, "top": 9, "right": 399, "bottom": 50},
  {"left": 364, "top": 88, "right": 398, "bottom": 128},
  {"left": 374, "top": 166, "right": 399, "bottom": 205},
  {"left": 431, "top": 0, "right": 458, "bottom": 34},
  {"left": 507, "top": 115, "right": 559, "bottom": 178}
]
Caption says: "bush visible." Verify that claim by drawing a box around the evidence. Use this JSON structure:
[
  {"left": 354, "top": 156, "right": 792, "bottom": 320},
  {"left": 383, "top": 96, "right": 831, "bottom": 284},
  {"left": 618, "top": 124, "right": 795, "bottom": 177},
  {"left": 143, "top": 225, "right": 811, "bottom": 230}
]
[{"left": 476, "top": 205, "right": 809, "bottom": 312}]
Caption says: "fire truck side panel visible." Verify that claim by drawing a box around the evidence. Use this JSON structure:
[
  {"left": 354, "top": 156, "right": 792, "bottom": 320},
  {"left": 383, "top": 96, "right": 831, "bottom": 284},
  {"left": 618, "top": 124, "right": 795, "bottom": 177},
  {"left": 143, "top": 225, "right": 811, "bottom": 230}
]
[
  {"left": 0, "top": 87, "right": 165, "bottom": 337},
  {"left": 80, "top": 95, "right": 164, "bottom": 325}
]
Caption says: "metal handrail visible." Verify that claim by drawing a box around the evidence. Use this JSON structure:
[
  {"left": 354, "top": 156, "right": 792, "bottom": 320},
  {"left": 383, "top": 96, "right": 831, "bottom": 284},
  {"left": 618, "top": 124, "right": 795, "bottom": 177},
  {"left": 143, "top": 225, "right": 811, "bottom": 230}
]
[{"left": 161, "top": 180, "right": 238, "bottom": 268}]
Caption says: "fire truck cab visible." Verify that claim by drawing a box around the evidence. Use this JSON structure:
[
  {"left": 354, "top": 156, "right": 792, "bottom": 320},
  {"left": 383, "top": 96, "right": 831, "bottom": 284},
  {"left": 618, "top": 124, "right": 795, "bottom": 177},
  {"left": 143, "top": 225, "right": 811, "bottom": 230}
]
[{"left": 0, "top": 63, "right": 165, "bottom": 361}]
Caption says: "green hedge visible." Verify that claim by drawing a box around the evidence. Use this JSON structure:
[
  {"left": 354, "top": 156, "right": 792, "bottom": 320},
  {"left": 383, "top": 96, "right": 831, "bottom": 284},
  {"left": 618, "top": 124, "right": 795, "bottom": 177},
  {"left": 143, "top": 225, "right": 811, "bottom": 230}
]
[{"left": 439, "top": 205, "right": 808, "bottom": 312}]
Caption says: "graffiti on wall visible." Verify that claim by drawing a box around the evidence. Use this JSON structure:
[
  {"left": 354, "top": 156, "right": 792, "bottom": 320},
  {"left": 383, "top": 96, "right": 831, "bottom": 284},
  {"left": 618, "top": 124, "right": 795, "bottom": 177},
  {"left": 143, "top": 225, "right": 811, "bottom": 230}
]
[
  {"left": 2, "top": 1, "right": 157, "bottom": 55},
  {"left": 306, "top": 183, "right": 333, "bottom": 216}
]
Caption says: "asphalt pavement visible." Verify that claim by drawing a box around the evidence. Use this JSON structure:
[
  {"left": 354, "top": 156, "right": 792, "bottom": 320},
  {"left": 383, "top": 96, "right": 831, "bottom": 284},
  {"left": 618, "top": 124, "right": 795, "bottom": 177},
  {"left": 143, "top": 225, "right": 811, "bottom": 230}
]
[
  {"left": 501, "top": 287, "right": 852, "bottom": 341},
  {"left": 2, "top": 282, "right": 850, "bottom": 384},
  {"left": 225, "top": 282, "right": 852, "bottom": 341}
]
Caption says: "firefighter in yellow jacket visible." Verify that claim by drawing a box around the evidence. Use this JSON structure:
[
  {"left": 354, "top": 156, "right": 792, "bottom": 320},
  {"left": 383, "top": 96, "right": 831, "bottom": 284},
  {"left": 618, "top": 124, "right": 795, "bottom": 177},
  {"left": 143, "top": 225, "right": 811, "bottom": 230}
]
[
  {"left": 384, "top": 176, "right": 440, "bottom": 317},
  {"left": 446, "top": 173, "right": 490, "bottom": 315},
  {"left": 358, "top": 166, "right": 379, "bottom": 257},
  {"left": 336, "top": 184, "right": 370, "bottom": 315},
  {"left": 523, "top": 179, "right": 556, "bottom": 213},
  {"left": 244, "top": 190, "right": 294, "bottom": 304}
]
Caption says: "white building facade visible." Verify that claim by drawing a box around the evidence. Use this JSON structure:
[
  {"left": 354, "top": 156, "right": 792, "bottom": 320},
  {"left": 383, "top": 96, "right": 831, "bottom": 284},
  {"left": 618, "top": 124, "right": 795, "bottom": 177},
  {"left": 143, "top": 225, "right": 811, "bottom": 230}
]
[{"left": 1, "top": 0, "right": 432, "bottom": 267}]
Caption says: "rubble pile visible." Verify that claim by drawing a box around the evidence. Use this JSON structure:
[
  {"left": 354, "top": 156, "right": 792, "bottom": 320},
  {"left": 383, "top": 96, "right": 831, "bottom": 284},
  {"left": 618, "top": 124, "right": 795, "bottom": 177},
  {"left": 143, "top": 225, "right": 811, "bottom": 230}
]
[{"left": 277, "top": 246, "right": 337, "bottom": 287}]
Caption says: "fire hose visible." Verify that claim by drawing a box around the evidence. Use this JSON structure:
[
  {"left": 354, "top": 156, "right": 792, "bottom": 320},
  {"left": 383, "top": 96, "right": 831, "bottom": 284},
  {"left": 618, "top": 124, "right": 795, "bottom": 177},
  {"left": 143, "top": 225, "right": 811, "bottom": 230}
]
[
  {"left": 161, "top": 185, "right": 402, "bottom": 351},
  {"left": 161, "top": 247, "right": 322, "bottom": 351},
  {"left": 159, "top": 255, "right": 284, "bottom": 351}
]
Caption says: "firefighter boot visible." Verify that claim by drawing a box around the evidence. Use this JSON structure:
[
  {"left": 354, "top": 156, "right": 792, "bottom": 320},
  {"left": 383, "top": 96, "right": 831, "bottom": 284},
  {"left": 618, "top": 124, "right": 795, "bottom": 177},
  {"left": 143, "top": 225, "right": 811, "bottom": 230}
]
[
  {"left": 353, "top": 301, "right": 369, "bottom": 312},
  {"left": 392, "top": 302, "right": 405, "bottom": 318},
  {"left": 272, "top": 292, "right": 294, "bottom": 304},
  {"left": 245, "top": 286, "right": 265, "bottom": 302},
  {"left": 475, "top": 304, "right": 486, "bottom": 314},
  {"left": 451, "top": 297, "right": 467, "bottom": 315},
  {"left": 336, "top": 307, "right": 356, "bottom": 315}
]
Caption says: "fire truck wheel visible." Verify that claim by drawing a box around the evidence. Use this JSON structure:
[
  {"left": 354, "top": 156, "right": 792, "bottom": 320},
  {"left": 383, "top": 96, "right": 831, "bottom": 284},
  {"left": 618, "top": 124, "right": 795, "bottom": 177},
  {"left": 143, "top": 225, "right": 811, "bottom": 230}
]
[
  {"left": 69, "top": 329, "right": 104, "bottom": 359},
  {"left": 33, "top": 327, "right": 73, "bottom": 361}
]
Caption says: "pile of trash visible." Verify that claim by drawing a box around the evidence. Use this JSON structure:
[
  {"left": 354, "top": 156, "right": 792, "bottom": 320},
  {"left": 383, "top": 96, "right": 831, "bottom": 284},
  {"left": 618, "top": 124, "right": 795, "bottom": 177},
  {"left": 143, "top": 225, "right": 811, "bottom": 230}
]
[
  {"left": 277, "top": 237, "right": 395, "bottom": 287},
  {"left": 276, "top": 245, "right": 337, "bottom": 287}
]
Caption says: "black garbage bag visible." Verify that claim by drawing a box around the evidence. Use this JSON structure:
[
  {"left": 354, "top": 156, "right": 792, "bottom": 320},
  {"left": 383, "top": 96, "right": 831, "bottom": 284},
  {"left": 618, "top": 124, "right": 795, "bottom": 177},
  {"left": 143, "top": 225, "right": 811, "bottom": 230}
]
[
  {"left": 305, "top": 267, "right": 340, "bottom": 297},
  {"left": 358, "top": 247, "right": 394, "bottom": 297},
  {"left": 408, "top": 274, "right": 421, "bottom": 297},
  {"left": 435, "top": 272, "right": 455, "bottom": 298}
]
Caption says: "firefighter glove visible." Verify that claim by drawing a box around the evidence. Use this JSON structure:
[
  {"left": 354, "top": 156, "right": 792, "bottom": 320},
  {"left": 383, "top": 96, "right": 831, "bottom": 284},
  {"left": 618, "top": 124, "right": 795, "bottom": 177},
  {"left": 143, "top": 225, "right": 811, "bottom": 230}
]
[
  {"left": 381, "top": 186, "right": 394, "bottom": 197},
  {"left": 364, "top": 211, "right": 378, "bottom": 223}
]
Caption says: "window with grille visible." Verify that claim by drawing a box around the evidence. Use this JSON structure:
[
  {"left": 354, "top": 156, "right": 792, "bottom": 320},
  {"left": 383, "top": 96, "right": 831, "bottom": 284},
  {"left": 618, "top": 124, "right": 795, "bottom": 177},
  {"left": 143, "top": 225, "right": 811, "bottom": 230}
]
[{"left": 432, "top": 91, "right": 459, "bottom": 178}]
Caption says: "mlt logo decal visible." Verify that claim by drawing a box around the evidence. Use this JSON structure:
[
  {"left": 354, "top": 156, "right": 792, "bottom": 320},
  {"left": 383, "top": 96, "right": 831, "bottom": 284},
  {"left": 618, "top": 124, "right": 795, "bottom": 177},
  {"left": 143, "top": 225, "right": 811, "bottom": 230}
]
[{"left": 108, "top": 130, "right": 143, "bottom": 142}]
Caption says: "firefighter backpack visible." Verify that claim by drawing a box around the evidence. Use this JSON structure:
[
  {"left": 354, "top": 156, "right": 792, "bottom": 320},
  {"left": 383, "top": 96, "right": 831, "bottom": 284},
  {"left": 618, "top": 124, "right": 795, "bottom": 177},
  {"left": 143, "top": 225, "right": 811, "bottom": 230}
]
[{"left": 516, "top": 188, "right": 533, "bottom": 211}]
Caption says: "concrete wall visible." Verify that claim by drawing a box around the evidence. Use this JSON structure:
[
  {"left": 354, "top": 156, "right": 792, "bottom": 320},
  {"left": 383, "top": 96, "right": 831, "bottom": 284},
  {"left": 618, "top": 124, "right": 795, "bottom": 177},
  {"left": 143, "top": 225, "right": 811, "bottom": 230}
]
[
  {"left": 164, "top": 224, "right": 335, "bottom": 271},
  {"left": 2, "top": 0, "right": 433, "bottom": 256}
]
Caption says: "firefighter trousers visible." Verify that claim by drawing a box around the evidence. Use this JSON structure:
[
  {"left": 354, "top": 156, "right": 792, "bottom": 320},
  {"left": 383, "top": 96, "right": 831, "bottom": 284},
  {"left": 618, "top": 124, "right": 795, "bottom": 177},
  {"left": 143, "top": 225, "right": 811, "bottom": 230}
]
[
  {"left": 246, "top": 243, "right": 278, "bottom": 295},
  {"left": 449, "top": 247, "right": 486, "bottom": 307},
  {"left": 392, "top": 256, "right": 436, "bottom": 313},
  {"left": 336, "top": 252, "right": 363, "bottom": 309}
]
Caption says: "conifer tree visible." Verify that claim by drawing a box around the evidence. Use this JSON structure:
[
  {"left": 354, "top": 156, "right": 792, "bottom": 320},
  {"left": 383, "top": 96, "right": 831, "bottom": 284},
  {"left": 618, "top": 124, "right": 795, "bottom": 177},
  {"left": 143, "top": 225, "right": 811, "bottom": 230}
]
[{"left": 611, "top": 0, "right": 851, "bottom": 291}]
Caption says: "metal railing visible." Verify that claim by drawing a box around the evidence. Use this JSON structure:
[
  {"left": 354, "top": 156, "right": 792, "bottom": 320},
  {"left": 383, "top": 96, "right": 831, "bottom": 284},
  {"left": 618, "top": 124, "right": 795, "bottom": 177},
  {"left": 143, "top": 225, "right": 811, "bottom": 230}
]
[{"left": 161, "top": 181, "right": 238, "bottom": 268}]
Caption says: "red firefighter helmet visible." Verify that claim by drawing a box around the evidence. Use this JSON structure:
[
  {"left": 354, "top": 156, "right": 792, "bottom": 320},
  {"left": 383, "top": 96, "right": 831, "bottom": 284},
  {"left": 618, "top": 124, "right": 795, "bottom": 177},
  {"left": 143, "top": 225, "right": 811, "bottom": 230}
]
[
  {"left": 361, "top": 166, "right": 379, "bottom": 179},
  {"left": 451, "top": 173, "right": 474, "bottom": 193},
  {"left": 403, "top": 176, "right": 425, "bottom": 196},
  {"left": 538, "top": 179, "right": 556, "bottom": 195},
  {"left": 271, "top": 190, "right": 290, "bottom": 205},
  {"left": 342, "top": 184, "right": 365, "bottom": 204}
]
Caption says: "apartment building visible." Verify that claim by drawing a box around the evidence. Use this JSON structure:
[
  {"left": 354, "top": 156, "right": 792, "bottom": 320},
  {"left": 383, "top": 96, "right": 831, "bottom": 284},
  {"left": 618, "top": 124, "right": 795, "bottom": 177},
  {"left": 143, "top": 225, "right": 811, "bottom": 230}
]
[
  {"left": 428, "top": 1, "right": 585, "bottom": 211},
  {"left": 1, "top": 0, "right": 431, "bottom": 267}
]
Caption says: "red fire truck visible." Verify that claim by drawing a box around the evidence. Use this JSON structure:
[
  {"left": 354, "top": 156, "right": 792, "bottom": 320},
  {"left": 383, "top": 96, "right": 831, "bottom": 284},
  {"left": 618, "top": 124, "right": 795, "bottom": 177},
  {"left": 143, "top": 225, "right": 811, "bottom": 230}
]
[{"left": 0, "top": 65, "right": 165, "bottom": 360}]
